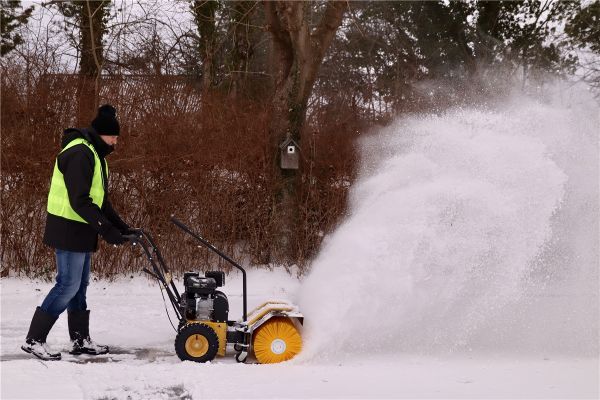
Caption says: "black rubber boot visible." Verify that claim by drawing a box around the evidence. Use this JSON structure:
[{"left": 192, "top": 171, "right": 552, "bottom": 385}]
[
  {"left": 21, "top": 307, "right": 61, "bottom": 361},
  {"left": 68, "top": 310, "right": 109, "bottom": 355}
]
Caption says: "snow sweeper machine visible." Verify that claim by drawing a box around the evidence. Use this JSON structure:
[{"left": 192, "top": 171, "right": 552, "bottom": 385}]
[{"left": 124, "top": 217, "right": 303, "bottom": 364}]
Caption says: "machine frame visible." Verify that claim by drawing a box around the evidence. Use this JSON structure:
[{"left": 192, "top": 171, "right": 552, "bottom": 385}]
[{"left": 125, "top": 217, "right": 303, "bottom": 363}]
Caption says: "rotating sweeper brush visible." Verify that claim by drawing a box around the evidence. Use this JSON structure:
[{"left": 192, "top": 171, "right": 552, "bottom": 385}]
[{"left": 123, "top": 217, "right": 303, "bottom": 364}]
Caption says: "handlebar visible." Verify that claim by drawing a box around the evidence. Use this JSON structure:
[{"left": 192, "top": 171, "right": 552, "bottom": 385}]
[
  {"left": 123, "top": 233, "right": 141, "bottom": 242},
  {"left": 124, "top": 228, "right": 182, "bottom": 321},
  {"left": 170, "top": 217, "right": 248, "bottom": 322},
  {"left": 124, "top": 219, "right": 249, "bottom": 323}
]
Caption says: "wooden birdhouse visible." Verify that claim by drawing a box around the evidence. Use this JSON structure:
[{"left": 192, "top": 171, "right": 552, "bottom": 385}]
[{"left": 279, "top": 138, "right": 300, "bottom": 170}]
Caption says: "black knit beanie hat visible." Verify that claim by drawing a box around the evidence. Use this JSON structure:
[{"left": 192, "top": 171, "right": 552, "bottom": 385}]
[{"left": 91, "top": 104, "right": 120, "bottom": 136}]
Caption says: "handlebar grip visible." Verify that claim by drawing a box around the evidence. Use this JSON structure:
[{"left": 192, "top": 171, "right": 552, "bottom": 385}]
[{"left": 123, "top": 234, "right": 140, "bottom": 242}]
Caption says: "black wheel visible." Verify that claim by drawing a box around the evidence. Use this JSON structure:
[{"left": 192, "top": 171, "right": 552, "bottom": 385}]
[{"left": 175, "top": 323, "right": 219, "bottom": 363}]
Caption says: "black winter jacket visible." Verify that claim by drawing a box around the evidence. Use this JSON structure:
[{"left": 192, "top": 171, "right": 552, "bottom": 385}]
[{"left": 43, "top": 128, "right": 128, "bottom": 252}]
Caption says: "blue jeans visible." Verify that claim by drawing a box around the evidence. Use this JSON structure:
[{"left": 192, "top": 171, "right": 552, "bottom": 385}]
[{"left": 40, "top": 250, "right": 91, "bottom": 318}]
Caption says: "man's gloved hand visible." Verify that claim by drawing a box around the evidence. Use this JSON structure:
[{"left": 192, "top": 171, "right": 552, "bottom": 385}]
[{"left": 101, "top": 225, "right": 126, "bottom": 245}]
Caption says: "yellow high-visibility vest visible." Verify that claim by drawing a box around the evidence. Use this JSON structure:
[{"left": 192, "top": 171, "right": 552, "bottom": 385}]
[{"left": 46, "top": 138, "right": 106, "bottom": 223}]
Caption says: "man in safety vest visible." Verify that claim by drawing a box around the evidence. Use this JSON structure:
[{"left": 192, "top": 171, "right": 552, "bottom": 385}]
[{"left": 21, "top": 104, "right": 135, "bottom": 361}]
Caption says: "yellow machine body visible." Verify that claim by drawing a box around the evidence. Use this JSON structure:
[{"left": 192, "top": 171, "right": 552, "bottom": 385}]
[{"left": 184, "top": 320, "right": 227, "bottom": 356}]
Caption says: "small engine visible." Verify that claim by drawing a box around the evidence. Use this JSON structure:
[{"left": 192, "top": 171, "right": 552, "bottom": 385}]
[{"left": 182, "top": 271, "right": 229, "bottom": 322}]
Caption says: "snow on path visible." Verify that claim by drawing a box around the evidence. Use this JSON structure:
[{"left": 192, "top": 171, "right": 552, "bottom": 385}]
[{"left": 1, "top": 275, "right": 597, "bottom": 399}]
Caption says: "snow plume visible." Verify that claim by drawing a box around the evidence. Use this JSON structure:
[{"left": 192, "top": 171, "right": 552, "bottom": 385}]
[{"left": 298, "top": 85, "right": 599, "bottom": 360}]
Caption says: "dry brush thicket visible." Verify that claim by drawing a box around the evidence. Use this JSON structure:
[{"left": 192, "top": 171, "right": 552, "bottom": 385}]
[{"left": 1, "top": 68, "right": 360, "bottom": 279}]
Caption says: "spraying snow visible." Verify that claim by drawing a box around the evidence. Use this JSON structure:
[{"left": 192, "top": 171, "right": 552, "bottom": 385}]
[{"left": 299, "top": 87, "right": 599, "bottom": 360}]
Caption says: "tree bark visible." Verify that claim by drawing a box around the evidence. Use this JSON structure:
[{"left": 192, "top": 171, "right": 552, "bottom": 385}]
[
  {"left": 263, "top": 1, "right": 346, "bottom": 263},
  {"left": 228, "top": 1, "right": 256, "bottom": 98},
  {"left": 77, "top": 0, "right": 109, "bottom": 125},
  {"left": 191, "top": 0, "right": 219, "bottom": 91}
]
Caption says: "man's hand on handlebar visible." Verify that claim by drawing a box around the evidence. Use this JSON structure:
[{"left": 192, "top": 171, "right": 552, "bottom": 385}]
[{"left": 122, "top": 228, "right": 143, "bottom": 244}]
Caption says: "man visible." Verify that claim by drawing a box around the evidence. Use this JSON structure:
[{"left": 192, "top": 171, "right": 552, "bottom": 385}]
[{"left": 21, "top": 104, "right": 135, "bottom": 361}]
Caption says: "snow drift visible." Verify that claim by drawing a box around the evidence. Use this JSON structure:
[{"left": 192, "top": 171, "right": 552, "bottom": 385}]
[{"left": 299, "top": 86, "right": 599, "bottom": 360}]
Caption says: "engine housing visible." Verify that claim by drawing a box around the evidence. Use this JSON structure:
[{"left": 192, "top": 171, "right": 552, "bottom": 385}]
[{"left": 182, "top": 272, "right": 229, "bottom": 322}]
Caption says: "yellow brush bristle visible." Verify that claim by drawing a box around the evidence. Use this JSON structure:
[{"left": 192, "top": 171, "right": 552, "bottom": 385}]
[{"left": 253, "top": 318, "right": 302, "bottom": 364}]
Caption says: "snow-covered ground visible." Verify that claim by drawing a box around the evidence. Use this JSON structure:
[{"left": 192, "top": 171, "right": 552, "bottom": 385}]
[
  {"left": 1, "top": 274, "right": 597, "bottom": 399},
  {"left": 1, "top": 84, "right": 598, "bottom": 399}
]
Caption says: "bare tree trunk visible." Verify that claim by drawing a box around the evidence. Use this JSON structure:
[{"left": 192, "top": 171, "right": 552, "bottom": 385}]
[
  {"left": 77, "top": 0, "right": 109, "bottom": 125},
  {"left": 228, "top": 1, "right": 256, "bottom": 98},
  {"left": 191, "top": 0, "right": 219, "bottom": 91},
  {"left": 264, "top": 1, "right": 346, "bottom": 263}
]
